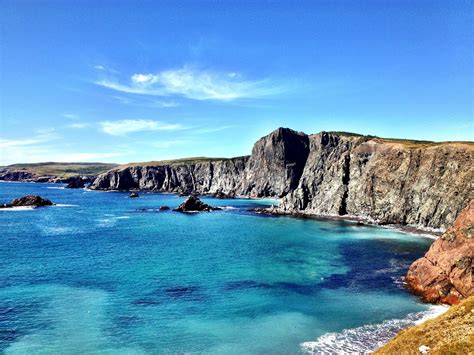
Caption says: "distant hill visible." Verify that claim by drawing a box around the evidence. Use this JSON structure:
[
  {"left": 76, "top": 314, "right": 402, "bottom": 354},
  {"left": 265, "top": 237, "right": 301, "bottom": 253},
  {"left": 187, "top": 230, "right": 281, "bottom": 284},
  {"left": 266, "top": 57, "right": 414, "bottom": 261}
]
[{"left": 0, "top": 162, "right": 118, "bottom": 178}]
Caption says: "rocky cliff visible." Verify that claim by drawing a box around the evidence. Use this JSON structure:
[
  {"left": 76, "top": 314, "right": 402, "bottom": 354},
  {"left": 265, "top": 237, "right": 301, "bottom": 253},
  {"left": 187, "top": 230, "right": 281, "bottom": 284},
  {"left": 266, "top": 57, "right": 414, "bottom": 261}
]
[
  {"left": 405, "top": 200, "right": 473, "bottom": 304},
  {"left": 90, "top": 157, "right": 248, "bottom": 195},
  {"left": 279, "top": 133, "right": 474, "bottom": 230},
  {"left": 90, "top": 127, "right": 474, "bottom": 230}
]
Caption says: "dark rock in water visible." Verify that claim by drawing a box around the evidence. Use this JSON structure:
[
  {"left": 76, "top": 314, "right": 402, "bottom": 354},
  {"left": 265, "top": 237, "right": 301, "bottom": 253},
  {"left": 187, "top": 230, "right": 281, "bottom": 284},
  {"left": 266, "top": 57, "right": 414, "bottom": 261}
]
[
  {"left": 212, "top": 190, "right": 235, "bottom": 199},
  {"left": 129, "top": 192, "right": 139, "bottom": 198},
  {"left": 173, "top": 195, "right": 221, "bottom": 212},
  {"left": 65, "top": 176, "right": 85, "bottom": 189},
  {"left": 159, "top": 206, "right": 170, "bottom": 211},
  {"left": 1, "top": 195, "right": 54, "bottom": 208}
]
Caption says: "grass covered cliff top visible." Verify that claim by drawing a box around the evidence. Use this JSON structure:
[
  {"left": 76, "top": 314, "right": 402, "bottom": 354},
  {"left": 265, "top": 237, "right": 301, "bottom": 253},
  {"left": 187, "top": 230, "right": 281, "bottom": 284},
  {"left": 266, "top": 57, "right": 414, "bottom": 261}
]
[
  {"left": 329, "top": 131, "right": 474, "bottom": 149},
  {"left": 374, "top": 296, "right": 474, "bottom": 354},
  {"left": 122, "top": 156, "right": 249, "bottom": 168},
  {"left": 0, "top": 162, "right": 118, "bottom": 177}
]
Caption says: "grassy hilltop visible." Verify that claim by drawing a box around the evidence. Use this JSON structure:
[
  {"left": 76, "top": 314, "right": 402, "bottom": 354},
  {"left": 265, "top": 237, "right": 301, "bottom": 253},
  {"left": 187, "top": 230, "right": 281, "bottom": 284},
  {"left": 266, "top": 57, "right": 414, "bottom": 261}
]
[{"left": 1, "top": 162, "right": 118, "bottom": 178}]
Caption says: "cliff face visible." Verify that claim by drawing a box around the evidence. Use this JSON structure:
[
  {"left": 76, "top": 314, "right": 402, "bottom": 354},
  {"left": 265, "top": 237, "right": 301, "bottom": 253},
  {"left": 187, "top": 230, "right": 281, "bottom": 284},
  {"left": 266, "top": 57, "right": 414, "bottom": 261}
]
[
  {"left": 279, "top": 135, "right": 474, "bottom": 230},
  {"left": 405, "top": 200, "right": 473, "bottom": 305},
  {"left": 239, "top": 127, "right": 310, "bottom": 197},
  {"left": 90, "top": 128, "right": 473, "bottom": 230},
  {"left": 90, "top": 157, "right": 248, "bottom": 195}
]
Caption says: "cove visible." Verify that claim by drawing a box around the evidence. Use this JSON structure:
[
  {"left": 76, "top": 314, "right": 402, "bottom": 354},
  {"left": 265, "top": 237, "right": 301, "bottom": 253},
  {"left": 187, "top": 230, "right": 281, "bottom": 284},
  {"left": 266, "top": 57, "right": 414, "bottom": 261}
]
[{"left": 0, "top": 182, "right": 434, "bottom": 353}]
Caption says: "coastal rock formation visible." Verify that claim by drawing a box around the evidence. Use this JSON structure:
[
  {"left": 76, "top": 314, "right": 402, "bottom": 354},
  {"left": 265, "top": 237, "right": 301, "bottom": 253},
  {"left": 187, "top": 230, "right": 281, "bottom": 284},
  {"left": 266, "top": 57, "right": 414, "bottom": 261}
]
[
  {"left": 90, "top": 157, "right": 248, "bottom": 195},
  {"left": 239, "top": 127, "right": 310, "bottom": 197},
  {"left": 0, "top": 170, "right": 35, "bottom": 181},
  {"left": 1, "top": 195, "right": 53, "bottom": 208},
  {"left": 278, "top": 134, "right": 474, "bottom": 230},
  {"left": 173, "top": 195, "right": 221, "bottom": 212},
  {"left": 405, "top": 200, "right": 474, "bottom": 305},
  {"left": 89, "top": 128, "right": 474, "bottom": 230},
  {"left": 65, "top": 176, "right": 86, "bottom": 189}
]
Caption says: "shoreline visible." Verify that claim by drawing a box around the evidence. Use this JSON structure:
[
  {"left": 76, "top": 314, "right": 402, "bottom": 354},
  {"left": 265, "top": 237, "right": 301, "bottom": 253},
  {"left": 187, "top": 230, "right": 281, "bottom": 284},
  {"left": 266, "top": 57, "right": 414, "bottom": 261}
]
[
  {"left": 301, "top": 303, "right": 450, "bottom": 354},
  {"left": 0, "top": 179, "right": 442, "bottom": 238},
  {"left": 252, "top": 208, "right": 442, "bottom": 239}
]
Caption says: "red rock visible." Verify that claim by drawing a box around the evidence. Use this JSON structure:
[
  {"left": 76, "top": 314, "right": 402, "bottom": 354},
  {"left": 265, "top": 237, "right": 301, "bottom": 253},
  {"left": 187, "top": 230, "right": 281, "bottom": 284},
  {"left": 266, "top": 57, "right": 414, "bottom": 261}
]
[{"left": 406, "top": 200, "right": 474, "bottom": 305}]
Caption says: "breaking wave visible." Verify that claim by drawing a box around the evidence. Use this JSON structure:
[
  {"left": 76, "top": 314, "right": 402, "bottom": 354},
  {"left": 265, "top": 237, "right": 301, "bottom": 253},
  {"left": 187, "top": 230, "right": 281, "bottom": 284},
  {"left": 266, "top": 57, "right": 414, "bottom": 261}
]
[{"left": 300, "top": 305, "right": 448, "bottom": 354}]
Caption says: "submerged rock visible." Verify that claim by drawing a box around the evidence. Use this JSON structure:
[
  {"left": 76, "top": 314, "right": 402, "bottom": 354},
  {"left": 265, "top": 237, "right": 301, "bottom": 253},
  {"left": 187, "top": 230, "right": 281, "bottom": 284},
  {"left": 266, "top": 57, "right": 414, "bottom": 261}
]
[
  {"left": 129, "top": 192, "right": 139, "bottom": 198},
  {"left": 173, "top": 195, "right": 221, "bottom": 212},
  {"left": 1, "top": 195, "right": 54, "bottom": 208},
  {"left": 406, "top": 200, "right": 474, "bottom": 305}
]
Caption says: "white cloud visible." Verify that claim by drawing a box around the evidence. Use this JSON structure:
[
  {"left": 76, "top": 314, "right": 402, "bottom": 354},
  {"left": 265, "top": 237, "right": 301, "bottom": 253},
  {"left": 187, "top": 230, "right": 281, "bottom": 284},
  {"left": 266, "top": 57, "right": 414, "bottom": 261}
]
[
  {"left": 0, "top": 138, "right": 44, "bottom": 148},
  {"left": 68, "top": 122, "right": 90, "bottom": 129},
  {"left": 95, "top": 67, "right": 282, "bottom": 101},
  {"left": 100, "top": 119, "right": 186, "bottom": 136}
]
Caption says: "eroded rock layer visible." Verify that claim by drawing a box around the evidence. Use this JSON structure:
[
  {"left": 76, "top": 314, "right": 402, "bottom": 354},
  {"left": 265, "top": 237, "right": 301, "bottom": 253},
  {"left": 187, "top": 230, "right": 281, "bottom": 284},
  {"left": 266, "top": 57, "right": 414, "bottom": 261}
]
[
  {"left": 405, "top": 200, "right": 473, "bottom": 304},
  {"left": 90, "top": 128, "right": 474, "bottom": 230}
]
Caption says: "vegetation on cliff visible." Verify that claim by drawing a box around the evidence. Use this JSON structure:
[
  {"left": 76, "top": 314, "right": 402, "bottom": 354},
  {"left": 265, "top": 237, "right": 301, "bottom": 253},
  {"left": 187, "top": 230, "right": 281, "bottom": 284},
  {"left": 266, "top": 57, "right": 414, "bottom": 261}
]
[
  {"left": 374, "top": 296, "right": 474, "bottom": 354},
  {"left": 0, "top": 162, "right": 117, "bottom": 179}
]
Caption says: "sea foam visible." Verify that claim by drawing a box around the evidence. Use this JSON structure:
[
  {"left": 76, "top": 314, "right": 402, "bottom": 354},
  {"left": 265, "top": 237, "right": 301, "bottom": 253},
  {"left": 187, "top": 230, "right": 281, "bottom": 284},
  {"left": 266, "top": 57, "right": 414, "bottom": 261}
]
[{"left": 300, "top": 305, "right": 448, "bottom": 354}]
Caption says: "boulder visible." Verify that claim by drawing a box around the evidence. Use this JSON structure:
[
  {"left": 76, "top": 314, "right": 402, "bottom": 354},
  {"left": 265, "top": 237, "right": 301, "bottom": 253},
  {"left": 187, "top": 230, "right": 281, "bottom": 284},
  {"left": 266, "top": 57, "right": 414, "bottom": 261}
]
[
  {"left": 1, "top": 195, "right": 54, "bottom": 208},
  {"left": 173, "top": 195, "right": 221, "bottom": 212},
  {"left": 406, "top": 200, "right": 474, "bottom": 304}
]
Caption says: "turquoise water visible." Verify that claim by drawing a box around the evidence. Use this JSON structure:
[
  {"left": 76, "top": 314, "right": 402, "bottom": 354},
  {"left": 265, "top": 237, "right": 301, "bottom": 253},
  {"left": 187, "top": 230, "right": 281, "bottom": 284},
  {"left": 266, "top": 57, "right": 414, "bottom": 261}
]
[{"left": 0, "top": 182, "right": 434, "bottom": 354}]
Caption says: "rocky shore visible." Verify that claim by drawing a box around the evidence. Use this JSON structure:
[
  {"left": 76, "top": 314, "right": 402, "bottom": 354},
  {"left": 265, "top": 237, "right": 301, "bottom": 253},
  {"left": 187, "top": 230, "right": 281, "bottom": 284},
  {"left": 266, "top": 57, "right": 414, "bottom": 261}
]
[
  {"left": 406, "top": 200, "right": 473, "bottom": 305},
  {"left": 90, "top": 127, "right": 473, "bottom": 231}
]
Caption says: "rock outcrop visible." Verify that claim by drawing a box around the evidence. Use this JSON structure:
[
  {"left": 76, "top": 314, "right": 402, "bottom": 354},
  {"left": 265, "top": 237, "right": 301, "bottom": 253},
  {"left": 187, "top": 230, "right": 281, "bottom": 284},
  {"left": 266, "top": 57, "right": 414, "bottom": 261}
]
[
  {"left": 173, "top": 195, "right": 221, "bottom": 212},
  {"left": 91, "top": 157, "right": 249, "bottom": 195},
  {"left": 65, "top": 176, "right": 86, "bottom": 189},
  {"left": 89, "top": 128, "right": 474, "bottom": 230},
  {"left": 1, "top": 195, "right": 54, "bottom": 208},
  {"left": 405, "top": 200, "right": 473, "bottom": 304},
  {"left": 239, "top": 127, "right": 310, "bottom": 197}
]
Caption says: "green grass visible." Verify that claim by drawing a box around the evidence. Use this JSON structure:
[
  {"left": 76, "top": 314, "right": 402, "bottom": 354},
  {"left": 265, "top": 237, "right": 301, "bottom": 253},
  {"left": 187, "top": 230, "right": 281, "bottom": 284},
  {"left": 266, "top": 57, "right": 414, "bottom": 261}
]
[
  {"left": 1, "top": 162, "right": 118, "bottom": 177},
  {"left": 329, "top": 131, "right": 473, "bottom": 149},
  {"left": 375, "top": 296, "right": 474, "bottom": 354},
  {"left": 123, "top": 156, "right": 249, "bottom": 167}
]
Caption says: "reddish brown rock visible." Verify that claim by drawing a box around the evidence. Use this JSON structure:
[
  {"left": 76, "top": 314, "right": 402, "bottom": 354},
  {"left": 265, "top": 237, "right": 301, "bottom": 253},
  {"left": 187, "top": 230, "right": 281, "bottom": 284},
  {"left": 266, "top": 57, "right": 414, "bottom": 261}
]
[{"left": 406, "top": 200, "right": 474, "bottom": 305}]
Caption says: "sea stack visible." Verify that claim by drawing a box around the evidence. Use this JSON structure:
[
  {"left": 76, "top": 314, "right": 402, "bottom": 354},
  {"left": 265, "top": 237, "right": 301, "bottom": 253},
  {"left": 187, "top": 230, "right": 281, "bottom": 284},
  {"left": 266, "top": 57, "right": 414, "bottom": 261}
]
[
  {"left": 1, "top": 195, "right": 54, "bottom": 208},
  {"left": 173, "top": 195, "right": 221, "bottom": 212}
]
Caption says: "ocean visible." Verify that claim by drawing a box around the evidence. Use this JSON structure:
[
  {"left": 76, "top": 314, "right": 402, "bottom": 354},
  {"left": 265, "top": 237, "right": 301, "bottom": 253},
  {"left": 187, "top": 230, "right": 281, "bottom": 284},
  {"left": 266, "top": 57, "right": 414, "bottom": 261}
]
[{"left": 0, "top": 182, "right": 440, "bottom": 354}]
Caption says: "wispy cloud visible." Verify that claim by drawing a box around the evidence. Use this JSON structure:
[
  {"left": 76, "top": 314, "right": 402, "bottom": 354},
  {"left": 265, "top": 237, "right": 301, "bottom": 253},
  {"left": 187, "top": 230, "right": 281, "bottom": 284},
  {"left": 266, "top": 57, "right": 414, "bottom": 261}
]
[
  {"left": 62, "top": 113, "right": 79, "bottom": 120},
  {"left": 111, "top": 95, "right": 179, "bottom": 108},
  {"left": 0, "top": 128, "right": 60, "bottom": 149},
  {"left": 99, "top": 119, "right": 186, "bottom": 136},
  {"left": 193, "top": 125, "right": 235, "bottom": 134},
  {"left": 93, "top": 64, "right": 120, "bottom": 74},
  {"left": 95, "top": 67, "right": 282, "bottom": 101},
  {"left": 68, "top": 122, "right": 90, "bottom": 129},
  {"left": 0, "top": 138, "right": 44, "bottom": 148}
]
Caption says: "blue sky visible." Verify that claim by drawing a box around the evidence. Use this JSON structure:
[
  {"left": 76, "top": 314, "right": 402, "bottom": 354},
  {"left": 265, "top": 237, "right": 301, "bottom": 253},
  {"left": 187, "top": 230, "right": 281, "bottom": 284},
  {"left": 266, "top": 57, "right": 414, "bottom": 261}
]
[{"left": 1, "top": 0, "right": 473, "bottom": 164}]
